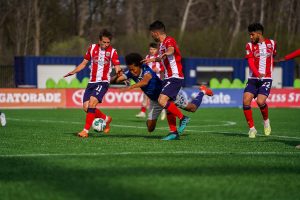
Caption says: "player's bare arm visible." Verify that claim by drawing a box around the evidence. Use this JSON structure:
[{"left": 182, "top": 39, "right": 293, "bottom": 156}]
[
  {"left": 141, "top": 57, "right": 156, "bottom": 64},
  {"left": 160, "top": 47, "right": 175, "bottom": 59},
  {"left": 64, "top": 59, "right": 89, "bottom": 77}
]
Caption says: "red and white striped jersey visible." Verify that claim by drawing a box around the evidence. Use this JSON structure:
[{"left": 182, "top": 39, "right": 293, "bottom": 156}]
[
  {"left": 145, "top": 54, "right": 164, "bottom": 79},
  {"left": 159, "top": 36, "right": 184, "bottom": 79},
  {"left": 84, "top": 44, "right": 120, "bottom": 83},
  {"left": 245, "top": 39, "right": 277, "bottom": 79}
]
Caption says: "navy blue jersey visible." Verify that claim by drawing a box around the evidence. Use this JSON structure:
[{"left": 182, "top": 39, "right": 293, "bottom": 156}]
[{"left": 124, "top": 64, "right": 163, "bottom": 101}]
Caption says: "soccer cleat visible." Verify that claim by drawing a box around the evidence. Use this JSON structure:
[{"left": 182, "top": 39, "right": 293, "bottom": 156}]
[
  {"left": 264, "top": 122, "right": 271, "bottom": 136},
  {"left": 103, "top": 116, "right": 112, "bottom": 134},
  {"left": 0, "top": 113, "right": 6, "bottom": 126},
  {"left": 200, "top": 85, "right": 214, "bottom": 96},
  {"left": 160, "top": 109, "right": 166, "bottom": 120},
  {"left": 296, "top": 145, "right": 300, "bottom": 149},
  {"left": 135, "top": 112, "right": 146, "bottom": 118},
  {"left": 78, "top": 130, "right": 88, "bottom": 138},
  {"left": 178, "top": 116, "right": 190, "bottom": 135},
  {"left": 248, "top": 128, "right": 257, "bottom": 138},
  {"left": 162, "top": 132, "right": 179, "bottom": 140}
]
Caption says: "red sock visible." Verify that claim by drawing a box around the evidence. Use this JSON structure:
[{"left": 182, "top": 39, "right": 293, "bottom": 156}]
[
  {"left": 165, "top": 101, "right": 184, "bottom": 120},
  {"left": 95, "top": 109, "right": 106, "bottom": 120},
  {"left": 259, "top": 104, "right": 268, "bottom": 120},
  {"left": 167, "top": 112, "right": 177, "bottom": 132},
  {"left": 243, "top": 105, "right": 254, "bottom": 128},
  {"left": 84, "top": 108, "right": 96, "bottom": 130},
  {"left": 141, "top": 106, "right": 146, "bottom": 113}
]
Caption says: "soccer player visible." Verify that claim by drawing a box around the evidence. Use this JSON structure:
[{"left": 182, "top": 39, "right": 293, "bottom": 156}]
[
  {"left": 0, "top": 111, "right": 6, "bottom": 126},
  {"left": 243, "top": 23, "right": 277, "bottom": 138},
  {"left": 114, "top": 53, "right": 213, "bottom": 140},
  {"left": 64, "top": 30, "right": 121, "bottom": 137},
  {"left": 142, "top": 20, "right": 190, "bottom": 140},
  {"left": 136, "top": 42, "right": 166, "bottom": 120}
]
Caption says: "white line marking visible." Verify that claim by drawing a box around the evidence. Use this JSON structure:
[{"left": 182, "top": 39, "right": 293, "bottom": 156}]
[
  {"left": 0, "top": 151, "right": 300, "bottom": 157},
  {"left": 6, "top": 118, "right": 300, "bottom": 140}
]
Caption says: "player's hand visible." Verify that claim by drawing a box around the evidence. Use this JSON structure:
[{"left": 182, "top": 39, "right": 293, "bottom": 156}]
[
  {"left": 258, "top": 73, "right": 265, "bottom": 80},
  {"left": 141, "top": 58, "right": 150, "bottom": 64},
  {"left": 64, "top": 72, "right": 74, "bottom": 78}
]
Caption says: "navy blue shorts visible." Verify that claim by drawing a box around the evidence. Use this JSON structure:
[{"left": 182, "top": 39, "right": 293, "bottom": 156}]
[
  {"left": 83, "top": 82, "right": 109, "bottom": 103},
  {"left": 161, "top": 78, "right": 183, "bottom": 101},
  {"left": 244, "top": 79, "right": 272, "bottom": 98}
]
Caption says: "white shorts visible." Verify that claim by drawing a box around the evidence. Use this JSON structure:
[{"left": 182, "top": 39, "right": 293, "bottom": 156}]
[
  {"left": 147, "top": 90, "right": 189, "bottom": 120},
  {"left": 148, "top": 100, "right": 164, "bottom": 120}
]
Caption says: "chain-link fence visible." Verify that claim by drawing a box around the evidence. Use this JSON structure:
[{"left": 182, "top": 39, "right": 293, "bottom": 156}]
[{"left": 0, "top": 65, "right": 15, "bottom": 88}]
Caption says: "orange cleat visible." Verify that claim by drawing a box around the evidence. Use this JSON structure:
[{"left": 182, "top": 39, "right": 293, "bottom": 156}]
[
  {"left": 200, "top": 85, "right": 214, "bottom": 96},
  {"left": 78, "top": 130, "right": 88, "bottom": 138},
  {"left": 103, "top": 116, "right": 112, "bottom": 134}
]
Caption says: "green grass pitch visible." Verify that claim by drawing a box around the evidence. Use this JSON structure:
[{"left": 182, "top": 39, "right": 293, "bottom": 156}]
[{"left": 0, "top": 108, "right": 300, "bottom": 200}]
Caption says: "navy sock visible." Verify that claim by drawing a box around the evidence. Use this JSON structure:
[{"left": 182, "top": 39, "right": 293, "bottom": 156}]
[
  {"left": 87, "top": 108, "right": 96, "bottom": 113},
  {"left": 191, "top": 92, "right": 204, "bottom": 109}
]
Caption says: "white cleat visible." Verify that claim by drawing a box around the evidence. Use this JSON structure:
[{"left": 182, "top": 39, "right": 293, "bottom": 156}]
[
  {"left": 161, "top": 109, "right": 166, "bottom": 120},
  {"left": 264, "top": 122, "right": 271, "bottom": 136},
  {"left": 0, "top": 113, "right": 6, "bottom": 126},
  {"left": 248, "top": 128, "right": 257, "bottom": 138},
  {"left": 135, "top": 112, "right": 146, "bottom": 118},
  {"left": 296, "top": 145, "right": 300, "bottom": 149}
]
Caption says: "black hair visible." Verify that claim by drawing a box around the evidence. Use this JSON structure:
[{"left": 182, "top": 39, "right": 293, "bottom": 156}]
[
  {"left": 125, "top": 53, "right": 143, "bottom": 67},
  {"left": 99, "top": 29, "right": 113, "bottom": 40},
  {"left": 149, "top": 20, "right": 166, "bottom": 32},
  {"left": 248, "top": 23, "right": 264, "bottom": 34},
  {"left": 149, "top": 42, "right": 158, "bottom": 49}
]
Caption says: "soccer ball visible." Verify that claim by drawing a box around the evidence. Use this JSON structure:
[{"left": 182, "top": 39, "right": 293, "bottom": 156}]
[{"left": 92, "top": 118, "right": 106, "bottom": 132}]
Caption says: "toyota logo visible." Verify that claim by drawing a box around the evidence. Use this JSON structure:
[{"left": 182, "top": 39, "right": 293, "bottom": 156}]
[{"left": 72, "top": 89, "right": 85, "bottom": 106}]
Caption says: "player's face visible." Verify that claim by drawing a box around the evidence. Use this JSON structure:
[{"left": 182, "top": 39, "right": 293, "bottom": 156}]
[
  {"left": 249, "top": 32, "right": 260, "bottom": 44},
  {"left": 149, "top": 47, "right": 158, "bottom": 56},
  {"left": 151, "top": 31, "right": 160, "bottom": 42},
  {"left": 99, "top": 36, "right": 111, "bottom": 49},
  {"left": 128, "top": 64, "right": 141, "bottom": 77}
]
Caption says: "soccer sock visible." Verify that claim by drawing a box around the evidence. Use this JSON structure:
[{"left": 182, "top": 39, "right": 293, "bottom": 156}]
[
  {"left": 167, "top": 112, "right": 177, "bottom": 132},
  {"left": 141, "top": 106, "right": 147, "bottom": 113},
  {"left": 191, "top": 92, "right": 204, "bottom": 109},
  {"left": 84, "top": 108, "right": 96, "bottom": 131},
  {"left": 259, "top": 103, "right": 269, "bottom": 121},
  {"left": 95, "top": 109, "right": 106, "bottom": 120},
  {"left": 243, "top": 105, "right": 254, "bottom": 128},
  {"left": 164, "top": 101, "right": 184, "bottom": 120}
]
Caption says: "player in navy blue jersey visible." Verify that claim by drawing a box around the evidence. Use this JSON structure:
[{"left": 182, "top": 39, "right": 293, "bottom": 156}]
[{"left": 113, "top": 53, "right": 213, "bottom": 140}]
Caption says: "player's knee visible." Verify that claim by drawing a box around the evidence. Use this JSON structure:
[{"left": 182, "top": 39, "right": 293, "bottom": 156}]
[{"left": 256, "top": 100, "right": 266, "bottom": 107}]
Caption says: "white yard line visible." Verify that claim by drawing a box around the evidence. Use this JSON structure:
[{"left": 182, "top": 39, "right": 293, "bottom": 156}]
[
  {"left": 7, "top": 117, "right": 300, "bottom": 140},
  {"left": 0, "top": 151, "right": 300, "bottom": 158}
]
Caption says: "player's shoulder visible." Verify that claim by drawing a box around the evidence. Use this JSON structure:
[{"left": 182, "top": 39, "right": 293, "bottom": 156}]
[
  {"left": 266, "top": 38, "right": 276, "bottom": 45},
  {"left": 165, "top": 36, "right": 176, "bottom": 43}
]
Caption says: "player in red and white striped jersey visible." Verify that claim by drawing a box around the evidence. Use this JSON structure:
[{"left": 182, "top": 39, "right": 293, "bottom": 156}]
[
  {"left": 243, "top": 23, "right": 277, "bottom": 138},
  {"left": 64, "top": 30, "right": 121, "bottom": 138},
  {"left": 142, "top": 20, "right": 190, "bottom": 140},
  {"left": 136, "top": 42, "right": 166, "bottom": 119}
]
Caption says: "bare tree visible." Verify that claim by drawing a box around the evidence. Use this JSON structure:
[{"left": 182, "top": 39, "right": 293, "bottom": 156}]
[
  {"left": 33, "top": 0, "right": 41, "bottom": 56},
  {"left": 227, "top": 0, "right": 245, "bottom": 56}
]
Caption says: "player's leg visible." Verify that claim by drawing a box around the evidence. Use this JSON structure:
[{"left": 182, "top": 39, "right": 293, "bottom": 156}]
[
  {"left": 256, "top": 80, "right": 272, "bottom": 136},
  {"left": 136, "top": 93, "right": 147, "bottom": 118},
  {"left": 160, "top": 109, "right": 166, "bottom": 120},
  {"left": 78, "top": 82, "right": 110, "bottom": 137},
  {"left": 147, "top": 100, "right": 163, "bottom": 132},
  {"left": 243, "top": 91, "right": 256, "bottom": 138},
  {"left": 0, "top": 112, "right": 6, "bottom": 127},
  {"left": 159, "top": 78, "right": 190, "bottom": 135}
]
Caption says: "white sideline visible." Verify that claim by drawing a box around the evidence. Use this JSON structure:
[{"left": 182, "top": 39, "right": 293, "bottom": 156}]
[
  {"left": 1, "top": 151, "right": 300, "bottom": 157},
  {"left": 7, "top": 117, "right": 300, "bottom": 140}
]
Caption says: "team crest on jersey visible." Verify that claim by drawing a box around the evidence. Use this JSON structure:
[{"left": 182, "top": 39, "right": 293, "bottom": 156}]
[
  {"left": 267, "top": 44, "right": 272, "bottom": 48},
  {"left": 106, "top": 52, "right": 111, "bottom": 57}
]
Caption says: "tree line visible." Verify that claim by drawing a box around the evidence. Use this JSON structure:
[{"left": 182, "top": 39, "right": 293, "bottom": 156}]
[{"left": 0, "top": 0, "right": 299, "bottom": 65}]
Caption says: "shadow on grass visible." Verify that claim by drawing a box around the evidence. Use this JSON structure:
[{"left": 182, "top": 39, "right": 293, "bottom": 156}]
[{"left": 0, "top": 156, "right": 300, "bottom": 199}]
